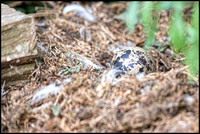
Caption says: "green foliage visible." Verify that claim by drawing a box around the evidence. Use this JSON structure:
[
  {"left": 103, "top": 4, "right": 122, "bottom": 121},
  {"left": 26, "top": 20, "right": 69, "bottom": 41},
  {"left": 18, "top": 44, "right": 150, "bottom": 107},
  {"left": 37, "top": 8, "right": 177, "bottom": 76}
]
[
  {"left": 122, "top": 1, "right": 199, "bottom": 77},
  {"left": 184, "top": 3, "right": 199, "bottom": 77},
  {"left": 158, "top": 1, "right": 172, "bottom": 10},
  {"left": 168, "top": 2, "right": 199, "bottom": 77},
  {"left": 120, "top": 2, "right": 158, "bottom": 48},
  {"left": 169, "top": 2, "right": 187, "bottom": 52},
  {"left": 122, "top": 2, "right": 140, "bottom": 32},
  {"left": 51, "top": 105, "right": 61, "bottom": 116},
  {"left": 141, "top": 2, "right": 158, "bottom": 49},
  {"left": 58, "top": 64, "right": 83, "bottom": 75}
]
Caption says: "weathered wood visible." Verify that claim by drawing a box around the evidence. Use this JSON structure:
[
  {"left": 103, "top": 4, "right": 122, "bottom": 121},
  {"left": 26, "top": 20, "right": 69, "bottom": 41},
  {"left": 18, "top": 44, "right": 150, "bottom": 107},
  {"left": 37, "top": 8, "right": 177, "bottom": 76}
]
[
  {"left": 1, "top": 4, "right": 38, "bottom": 68},
  {"left": 1, "top": 63, "right": 35, "bottom": 81},
  {"left": 1, "top": 63, "right": 35, "bottom": 87},
  {"left": 1, "top": 4, "right": 38, "bottom": 87},
  {"left": 2, "top": 80, "right": 30, "bottom": 88}
]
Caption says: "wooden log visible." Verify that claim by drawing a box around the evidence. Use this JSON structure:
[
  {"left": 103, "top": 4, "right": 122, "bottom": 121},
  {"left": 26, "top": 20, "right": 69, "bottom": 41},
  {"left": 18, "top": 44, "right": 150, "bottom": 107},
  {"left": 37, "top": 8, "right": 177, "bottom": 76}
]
[
  {"left": 1, "top": 63, "right": 35, "bottom": 82},
  {"left": 1, "top": 3, "right": 38, "bottom": 68},
  {"left": 1, "top": 63, "right": 35, "bottom": 87},
  {"left": 1, "top": 4, "right": 38, "bottom": 87}
]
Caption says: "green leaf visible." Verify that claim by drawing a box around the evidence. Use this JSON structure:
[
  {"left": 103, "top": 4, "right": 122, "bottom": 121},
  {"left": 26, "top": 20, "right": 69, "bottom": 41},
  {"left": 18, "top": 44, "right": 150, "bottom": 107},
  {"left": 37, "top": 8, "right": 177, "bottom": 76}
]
[
  {"left": 158, "top": 1, "right": 172, "bottom": 10},
  {"left": 157, "top": 46, "right": 168, "bottom": 52},
  {"left": 184, "top": 3, "right": 199, "bottom": 77},
  {"left": 169, "top": 6, "right": 186, "bottom": 52},
  {"left": 141, "top": 2, "right": 157, "bottom": 48},
  {"left": 58, "top": 64, "right": 82, "bottom": 75},
  {"left": 58, "top": 67, "right": 71, "bottom": 75},
  {"left": 51, "top": 105, "right": 61, "bottom": 116},
  {"left": 71, "top": 65, "right": 81, "bottom": 73},
  {"left": 191, "top": 2, "right": 199, "bottom": 37},
  {"left": 185, "top": 44, "right": 199, "bottom": 77},
  {"left": 186, "top": 26, "right": 196, "bottom": 44},
  {"left": 172, "top": 1, "right": 184, "bottom": 12},
  {"left": 141, "top": 2, "right": 153, "bottom": 29},
  {"left": 124, "top": 1, "right": 140, "bottom": 32}
]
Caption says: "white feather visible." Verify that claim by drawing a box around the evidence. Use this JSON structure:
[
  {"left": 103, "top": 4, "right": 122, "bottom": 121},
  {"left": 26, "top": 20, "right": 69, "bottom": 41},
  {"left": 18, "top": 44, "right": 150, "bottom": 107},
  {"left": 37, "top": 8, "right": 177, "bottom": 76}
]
[
  {"left": 31, "top": 83, "right": 63, "bottom": 104},
  {"left": 62, "top": 4, "right": 96, "bottom": 22}
]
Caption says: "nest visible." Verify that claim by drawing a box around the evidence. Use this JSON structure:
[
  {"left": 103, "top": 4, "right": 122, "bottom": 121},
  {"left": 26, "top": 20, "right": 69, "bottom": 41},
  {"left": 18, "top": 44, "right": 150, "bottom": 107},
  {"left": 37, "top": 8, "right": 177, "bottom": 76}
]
[{"left": 1, "top": 2, "right": 199, "bottom": 132}]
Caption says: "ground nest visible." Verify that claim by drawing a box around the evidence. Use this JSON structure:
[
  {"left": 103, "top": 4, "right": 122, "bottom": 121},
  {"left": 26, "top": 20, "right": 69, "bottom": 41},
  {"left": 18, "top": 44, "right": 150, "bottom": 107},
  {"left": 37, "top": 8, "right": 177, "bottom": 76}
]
[{"left": 1, "top": 2, "right": 199, "bottom": 132}]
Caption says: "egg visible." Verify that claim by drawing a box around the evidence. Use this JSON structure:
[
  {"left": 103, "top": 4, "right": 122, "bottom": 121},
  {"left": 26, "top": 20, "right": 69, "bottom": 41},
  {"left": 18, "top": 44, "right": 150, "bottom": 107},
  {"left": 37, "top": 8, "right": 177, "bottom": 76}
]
[{"left": 111, "top": 47, "right": 156, "bottom": 76}]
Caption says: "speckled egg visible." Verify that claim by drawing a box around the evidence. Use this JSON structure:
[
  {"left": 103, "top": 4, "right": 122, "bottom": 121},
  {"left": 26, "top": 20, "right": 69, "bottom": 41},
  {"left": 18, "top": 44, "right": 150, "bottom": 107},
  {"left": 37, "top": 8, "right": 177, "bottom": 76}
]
[{"left": 111, "top": 47, "right": 156, "bottom": 75}]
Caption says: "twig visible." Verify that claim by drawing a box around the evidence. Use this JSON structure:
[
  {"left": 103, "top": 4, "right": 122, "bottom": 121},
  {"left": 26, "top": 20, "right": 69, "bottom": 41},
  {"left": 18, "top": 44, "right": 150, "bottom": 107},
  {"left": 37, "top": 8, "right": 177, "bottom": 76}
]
[
  {"left": 36, "top": 43, "right": 58, "bottom": 60},
  {"left": 8, "top": 1, "right": 24, "bottom": 8},
  {"left": 29, "top": 10, "right": 58, "bottom": 18},
  {"left": 46, "top": 1, "right": 57, "bottom": 8},
  {"left": 160, "top": 58, "right": 169, "bottom": 68},
  {"left": 65, "top": 51, "right": 105, "bottom": 70},
  {"left": 1, "top": 81, "right": 9, "bottom": 97}
]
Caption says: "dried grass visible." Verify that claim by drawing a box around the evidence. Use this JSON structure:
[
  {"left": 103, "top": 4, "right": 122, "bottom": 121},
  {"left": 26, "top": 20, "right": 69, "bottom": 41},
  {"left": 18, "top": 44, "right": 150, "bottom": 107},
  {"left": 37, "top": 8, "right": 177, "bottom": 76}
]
[{"left": 1, "top": 2, "right": 199, "bottom": 133}]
